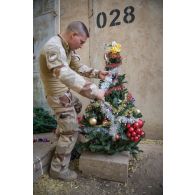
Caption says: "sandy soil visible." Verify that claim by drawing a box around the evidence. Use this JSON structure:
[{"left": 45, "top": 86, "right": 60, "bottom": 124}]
[{"left": 33, "top": 139, "right": 163, "bottom": 195}]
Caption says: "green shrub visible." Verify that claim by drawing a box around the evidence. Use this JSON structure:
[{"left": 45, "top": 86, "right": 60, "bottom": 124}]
[{"left": 33, "top": 107, "right": 57, "bottom": 134}]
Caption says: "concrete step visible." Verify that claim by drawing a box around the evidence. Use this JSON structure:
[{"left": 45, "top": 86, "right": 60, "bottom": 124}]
[
  {"left": 33, "top": 133, "right": 57, "bottom": 182},
  {"left": 79, "top": 151, "right": 132, "bottom": 183}
]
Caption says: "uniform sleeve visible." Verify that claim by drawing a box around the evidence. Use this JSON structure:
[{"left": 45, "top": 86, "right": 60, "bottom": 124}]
[
  {"left": 54, "top": 66, "right": 102, "bottom": 99},
  {"left": 70, "top": 51, "right": 100, "bottom": 79},
  {"left": 44, "top": 45, "right": 68, "bottom": 70}
]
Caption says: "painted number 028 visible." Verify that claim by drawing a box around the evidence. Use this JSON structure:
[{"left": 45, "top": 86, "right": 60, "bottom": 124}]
[{"left": 96, "top": 6, "right": 135, "bottom": 28}]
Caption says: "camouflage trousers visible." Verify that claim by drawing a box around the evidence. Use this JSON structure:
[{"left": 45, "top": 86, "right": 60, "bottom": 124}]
[{"left": 46, "top": 90, "right": 82, "bottom": 175}]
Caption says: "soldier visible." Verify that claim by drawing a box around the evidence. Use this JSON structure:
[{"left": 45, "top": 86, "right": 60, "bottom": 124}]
[{"left": 39, "top": 21, "right": 108, "bottom": 181}]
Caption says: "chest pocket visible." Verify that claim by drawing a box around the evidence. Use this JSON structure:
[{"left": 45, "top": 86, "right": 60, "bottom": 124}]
[{"left": 59, "top": 91, "right": 73, "bottom": 108}]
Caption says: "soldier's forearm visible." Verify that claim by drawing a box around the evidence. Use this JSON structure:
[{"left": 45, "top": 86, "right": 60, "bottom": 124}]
[
  {"left": 76, "top": 65, "right": 100, "bottom": 79},
  {"left": 70, "top": 52, "right": 100, "bottom": 79},
  {"left": 53, "top": 66, "right": 101, "bottom": 99}
]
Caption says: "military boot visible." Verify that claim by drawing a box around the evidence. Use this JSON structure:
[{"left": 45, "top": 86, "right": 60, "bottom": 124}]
[{"left": 50, "top": 169, "right": 77, "bottom": 181}]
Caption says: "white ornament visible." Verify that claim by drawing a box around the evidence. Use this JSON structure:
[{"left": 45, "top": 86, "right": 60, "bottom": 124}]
[{"left": 89, "top": 118, "right": 97, "bottom": 126}]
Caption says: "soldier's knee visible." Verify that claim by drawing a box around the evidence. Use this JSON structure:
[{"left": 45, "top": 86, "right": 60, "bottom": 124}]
[{"left": 57, "top": 112, "right": 78, "bottom": 132}]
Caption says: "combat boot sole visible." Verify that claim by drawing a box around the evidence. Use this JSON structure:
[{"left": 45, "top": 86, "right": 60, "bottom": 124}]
[{"left": 50, "top": 169, "right": 77, "bottom": 181}]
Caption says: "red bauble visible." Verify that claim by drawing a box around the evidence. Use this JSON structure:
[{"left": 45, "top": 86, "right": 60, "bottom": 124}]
[
  {"left": 138, "top": 119, "right": 144, "bottom": 128},
  {"left": 130, "top": 137, "right": 134, "bottom": 141},
  {"left": 128, "top": 127, "right": 134, "bottom": 133},
  {"left": 134, "top": 136, "right": 139, "bottom": 142},
  {"left": 136, "top": 128, "right": 142, "bottom": 135},
  {"left": 127, "top": 132, "right": 131, "bottom": 138},
  {"left": 132, "top": 131, "right": 136, "bottom": 137},
  {"left": 133, "top": 122, "right": 139, "bottom": 129},
  {"left": 126, "top": 123, "right": 131, "bottom": 129},
  {"left": 115, "top": 134, "right": 120, "bottom": 141},
  {"left": 141, "top": 131, "right": 145, "bottom": 137}
]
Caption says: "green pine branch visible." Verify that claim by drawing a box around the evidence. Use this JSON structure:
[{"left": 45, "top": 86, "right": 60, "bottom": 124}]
[{"left": 33, "top": 107, "right": 57, "bottom": 134}]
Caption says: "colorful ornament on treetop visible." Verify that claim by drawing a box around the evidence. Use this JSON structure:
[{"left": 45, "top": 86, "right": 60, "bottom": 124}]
[
  {"left": 107, "top": 41, "right": 121, "bottom": 54},
  {"left": 104, "top": 41, "right": 122, "bottom": 66}
]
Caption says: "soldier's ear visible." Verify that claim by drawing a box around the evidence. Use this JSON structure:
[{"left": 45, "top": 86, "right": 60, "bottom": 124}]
[{"left": 71, "top": 32, "right": 77, "bottom": 38}]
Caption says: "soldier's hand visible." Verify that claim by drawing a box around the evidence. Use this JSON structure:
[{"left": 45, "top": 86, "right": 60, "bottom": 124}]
[
  {"left": 96, "top": 90, "right": 105, "bottom": 101},
  {"left": 98, "top": 71, "right": 110, "bottom": 80}
]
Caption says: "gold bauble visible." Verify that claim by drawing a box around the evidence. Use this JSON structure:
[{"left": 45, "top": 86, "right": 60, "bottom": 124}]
[
  {"left": 133, "top": 108, "right": 141, "bottom": 114},
  {"left": 89, "top": 118, "right": 97, "bottom": 126}
]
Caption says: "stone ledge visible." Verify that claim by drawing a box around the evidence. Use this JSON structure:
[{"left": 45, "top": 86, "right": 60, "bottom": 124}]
[
  {"left": 33, "top": 133, "right": 57, "bottom": 182},
  {"left": 79, "top": 151, "right": 131, "bottom": 183}
]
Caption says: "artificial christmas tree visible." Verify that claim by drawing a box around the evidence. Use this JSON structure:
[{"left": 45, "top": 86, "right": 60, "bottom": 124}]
[{"left": 76, "top": 41, "right": 145, "bottom": 155}]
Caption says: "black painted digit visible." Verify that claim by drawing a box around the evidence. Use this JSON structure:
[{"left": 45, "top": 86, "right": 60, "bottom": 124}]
[
  {"left": 97, "top": 6, "right": 135, "bottom": 28},
  {"left": 97, "top": 12, "right": 107, "bottom": 28},
  {"left": 123, "top": 6, "right": 135, "bottom": 23},
  {"left": 110, "top": 9, "right": 121, "bottom": 26}
]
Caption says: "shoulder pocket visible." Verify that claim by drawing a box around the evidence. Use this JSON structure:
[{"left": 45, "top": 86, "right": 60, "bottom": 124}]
[{"left": 45, "top": 46, "right": 62, "bottom": 70}]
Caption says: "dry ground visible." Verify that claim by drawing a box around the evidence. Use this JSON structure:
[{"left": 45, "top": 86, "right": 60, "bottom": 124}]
[{"left": 33, "top": 139, "right": 163, "bottom": 195}]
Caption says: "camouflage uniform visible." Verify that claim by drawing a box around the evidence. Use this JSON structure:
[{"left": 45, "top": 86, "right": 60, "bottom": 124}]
[{"left": 39, "top": 34, "right": 101, "bottom": 176}]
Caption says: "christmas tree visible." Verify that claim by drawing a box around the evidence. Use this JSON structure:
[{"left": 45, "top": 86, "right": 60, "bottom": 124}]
[{"left": 76, "top": 41, "right": 145, "bottom": 155}]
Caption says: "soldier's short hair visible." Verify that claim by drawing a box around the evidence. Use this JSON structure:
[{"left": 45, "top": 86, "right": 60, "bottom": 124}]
[{"left": 66, "top": 21, "right": 89, "bottom": 38}]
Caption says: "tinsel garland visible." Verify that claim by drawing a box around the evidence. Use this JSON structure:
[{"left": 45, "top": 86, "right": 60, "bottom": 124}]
[
  {"left": 100, "top": 101, "right": 115, "bottom": 123},
  {"left": 116, "top": 116, "right": 138, "bottom": 124},
  {"left": 99, "top": 66, "right": 136, "bottom": 117},
  {"left": 93, "top": 101, "right": 138, "bottom": 137},
  {"left": 99, "top": 67, "right": 120, "bottom": 91},
  {"left": 82, "top": 100, "right": 121, "bottom": 137},
  {"left": 95, "top": 65, "right": 139, "bottom": 137},
  {"left": 112, "top": 100, "right": 130, "bottom": 114},
  {"left": 109, "top": 122, "right": 120, "bottom": 137},
  {"left": 106, "top": 92, "right": 134, "bottom": 115},
  {"left": 100, "top": 75, "right": 113, "bottom": 90}
]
